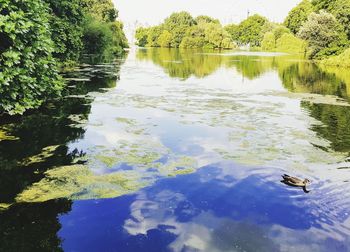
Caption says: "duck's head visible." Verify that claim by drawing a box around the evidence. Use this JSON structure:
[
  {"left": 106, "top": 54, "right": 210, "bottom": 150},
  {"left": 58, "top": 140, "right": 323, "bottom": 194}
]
[{"left": 303, "top": 179, "right": 311, "bottom": 185}]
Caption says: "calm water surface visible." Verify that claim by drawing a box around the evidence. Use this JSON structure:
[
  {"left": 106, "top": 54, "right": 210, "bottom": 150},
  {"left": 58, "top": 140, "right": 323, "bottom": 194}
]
[{"left": 1, "top": 48, "right": 350, "bottom": 251}]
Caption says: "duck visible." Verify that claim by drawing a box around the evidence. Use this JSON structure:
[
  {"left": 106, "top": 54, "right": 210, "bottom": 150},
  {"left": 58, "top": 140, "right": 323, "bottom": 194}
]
[{"left": 281, "top": 174, "right": 311, "bottom": 193}]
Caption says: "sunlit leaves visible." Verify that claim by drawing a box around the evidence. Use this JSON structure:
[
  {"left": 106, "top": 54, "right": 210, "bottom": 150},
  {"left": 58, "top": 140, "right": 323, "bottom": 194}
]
[
  {"left": 0, "top": 0, "right": 63, "bottom": 115},
  {"left": 298, "top": 11, "right": 349, "bottom": 59}
]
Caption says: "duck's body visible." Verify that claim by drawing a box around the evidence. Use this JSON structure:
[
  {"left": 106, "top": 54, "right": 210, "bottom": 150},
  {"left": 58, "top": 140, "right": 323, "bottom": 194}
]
[{"left": 281, "top": 174, "right": 311, "bottom": 193}]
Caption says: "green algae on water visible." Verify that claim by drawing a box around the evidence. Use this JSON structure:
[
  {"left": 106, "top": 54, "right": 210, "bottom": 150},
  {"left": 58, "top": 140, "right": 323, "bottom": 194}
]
[
  {"left": 0, "top": 203, "right": 11, "bottom": 211},
  {"left": 21, "top": 145, "right": 60, "bottom": 166},
  {"left": 15, "top": 165, "right": 143, "bottom": 203},
  {"left": 0, "top": 129, "right": 18, "bottom": 142}
]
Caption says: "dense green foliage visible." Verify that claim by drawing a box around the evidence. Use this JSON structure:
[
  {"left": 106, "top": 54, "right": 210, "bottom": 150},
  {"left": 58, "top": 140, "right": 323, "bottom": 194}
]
[
  {"left": 44, "top": 0, "right": 85, "bottom": 62},
  {"left": 83, "top": 0, "right": 117, "bottom": 22},
  {"left": 163, "top": 12, "right": 196, "bottom": 48},
  {"left": 136, "top": 6, "right": 350, "bottom": 60},
  {"left": 276, "top": 33, "right": 307, "bottom": 53},
  {"left": 135, "top": 27, "right": 149, "bottom": 47},
  {"left": 261, "top": 33, "right": 276, "bottom": 51},
  {"left": 180, "top": 22, "right": 234, "bottom": 49},
  {"left": 0, "top": 0, "right": 63, "bottom": 115},
  {"left": 0, "top": 0, "right": 127, "bottom": 115},
  {"left": 261, "top": 26, "right": 293, "bottom": 51},
  {"left": 262, "top": 32, "right": 307, "bottom": 53},
  {"left": 312, "top": 0, "right": 350, "bottom": 40},
  {"left": 83, "top": 17, "right": 115, "bottom": 56},
  {"left": 82, "top": 0, "right": 128, "bottom": 56},
  {"left": 298, "top": 11, "right": 348, "bottom": 59},
  {"left": 225, "top": 15, "right": 270, "bottom": 47},
  {"left": 224, "top": 24, "right": 240, "bottom": 42},
  {"left": 284, "top": 0, "right": 314, "bottom": 34},
  {"left": 135, "top": 12, "right": 235, "bottom": 49},
  {"left": 157, "top": 30, "right": 173, "bottom": 48},
  {"left": 321, "top": 48, "right": 350, "bottom": 67},
  {"left": 233, "top": 15, "right": 269, "bottom": 47}
]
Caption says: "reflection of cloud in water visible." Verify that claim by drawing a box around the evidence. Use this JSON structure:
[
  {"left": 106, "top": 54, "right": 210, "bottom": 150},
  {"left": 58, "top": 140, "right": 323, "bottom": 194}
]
[
  {"left": 118, "top": 164, "right": 350, "bottom": 252},
  {"left": 124, "top": 192, "right": 279, "bottom": 252},
  {"left": 90, "top": 60, "right": 348, "bottom": 177},
  {"left": 15, "top": 50, "right": 350, "bottom": 206}
]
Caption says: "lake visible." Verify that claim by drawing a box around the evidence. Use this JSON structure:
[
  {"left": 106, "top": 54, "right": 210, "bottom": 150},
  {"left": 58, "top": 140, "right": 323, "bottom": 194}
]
[{"left": 1, "top": 48, "right": 350, "bottom": 251}]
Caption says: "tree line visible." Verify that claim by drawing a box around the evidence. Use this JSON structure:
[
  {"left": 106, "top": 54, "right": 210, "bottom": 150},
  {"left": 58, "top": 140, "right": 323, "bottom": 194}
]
[
  {"left": 135, "top": 0, "right": 350, "bottom": 63},
  {"left": 0, "top": 0, "right": 128, "bottom": 115},
  {"left": 135, "top": 13, "right": 235, "bottom": 50}
]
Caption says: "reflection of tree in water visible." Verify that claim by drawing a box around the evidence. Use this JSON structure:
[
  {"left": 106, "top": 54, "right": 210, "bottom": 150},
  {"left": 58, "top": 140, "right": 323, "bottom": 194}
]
[
  {"left": 302, "top": 101, "right": 350, "bottom": 153},
  {"left": 137, "top": 48, "right": 225, "bottom": 79},
  {"left": 226, "top": 56, "right": 277, "bottom": 80},
  {"left": 0, "top": 56, "right": 126, "bottom": 250},
  {"left": 0, "top": 199, "right": 71, "bottom": 251},
  {"left": 137, "top": 48, "right": 309, "bottom": 81},
  {"left": 279, "top": 62, "right": 350, "bottom": 99},
  {"left": 137, "top": 48, "right": 350, "bottom": 98}
]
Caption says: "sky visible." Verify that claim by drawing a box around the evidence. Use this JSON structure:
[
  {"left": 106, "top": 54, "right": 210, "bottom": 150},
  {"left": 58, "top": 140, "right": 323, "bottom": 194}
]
[{"left": 114, "top": 0, "right": 301, "bottom": 42}]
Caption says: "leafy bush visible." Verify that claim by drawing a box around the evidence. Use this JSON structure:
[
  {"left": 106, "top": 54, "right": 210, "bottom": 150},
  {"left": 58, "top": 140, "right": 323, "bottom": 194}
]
[
  {"left": 321, "top": 48, "right": 350, "bottom": 67},
  {"left": 82, "top": 17, "right": 114, "bottom": 56},
  {"left": 0, "top": 0, "right": 63, "bottom": 115},
  {"left": 261, "top": 32, "right": 276, "bottom": 51},
  {"left": 298, "top": 11, "right": 348, "bottom": 59},
  {"left": 276, "top": 33, "right": 307, "bottom": 53},
  {"left": 272, "top": 26, "right": 290, "bottom": 41}
]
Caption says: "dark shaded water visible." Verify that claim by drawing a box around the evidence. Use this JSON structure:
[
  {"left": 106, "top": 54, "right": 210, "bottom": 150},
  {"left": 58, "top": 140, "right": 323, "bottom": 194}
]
[{"left": 1, "top": 49, "right": 350, "bottom": 251}]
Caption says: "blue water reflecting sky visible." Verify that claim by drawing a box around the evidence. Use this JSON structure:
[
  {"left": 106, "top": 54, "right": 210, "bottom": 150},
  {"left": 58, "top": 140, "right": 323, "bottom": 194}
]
[
  {"left": 58, "top": 162, "right": 350, "bottom": 252},
  {"left": 2, "top": 49, "right": 350, "bottom": 251}
]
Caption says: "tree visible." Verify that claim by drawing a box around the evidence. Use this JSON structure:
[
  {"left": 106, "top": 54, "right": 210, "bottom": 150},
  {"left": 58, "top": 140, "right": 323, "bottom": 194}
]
[
  {"left": 224, "top": 24, "right": 240, "bottom": 42},
  {"left": 284, "top": 0, "right": 314, "bottom": 34},
  {"left": 135, "top": 27, "right": 150, "bottom": 47},
  {"left": 204, "top": 23, "right": 233, "bottom": 49},
  {"left": 312, "top": 0, "right": 350, "bottom": 40},
  {"left": 147, "top": 26, "right": 163, "bottom": 47},
  {"left": 82, "top": 17, "right": 114, "bottom": 55},
  {"left": 180, "top": 22, "right": 234, "bottom": 49},
  {"left": 272, "top": 26, "right": 290, "bottom": 42},
  {"left": 0, "top": 0, "right": 63, "bottom": 115},
  {"left": 136, "top": 12, "right": 234, "bottom": 49},
  {"left": 157, "top": 30, "right": 173, "bottom": 48},
  {"left": 43, "top": 0, "right": 86, "bottom": 62},
  {"left": 82, "top": 0, "right": 128, "bottom": 56},
  {"left": 110, "top": 21, "right": 128, "bottom": 51},
  {"left": 180, "top": 24, "right": 206, "bottom": 48},
  {"left": 298, "top": 11, "right": 348, "bottom": 59},
  {"left": 261, "top": 32, "right": 276, "bottom": 51},
  {"left": 163, "top": 12, "right": 196, "bottom": 47},
  {"left": 83, "top": 0, "right": 118, "bottom": 22},
  {"left": 276, "top": 33, "right": 307, "bottom": 53},
  {"left": 195, "top": 15, "right": 220, "bottom": 25},
  {"left": 236, "top": 15, "right": 269, "bottom": 46}
]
